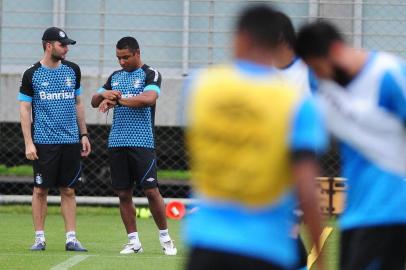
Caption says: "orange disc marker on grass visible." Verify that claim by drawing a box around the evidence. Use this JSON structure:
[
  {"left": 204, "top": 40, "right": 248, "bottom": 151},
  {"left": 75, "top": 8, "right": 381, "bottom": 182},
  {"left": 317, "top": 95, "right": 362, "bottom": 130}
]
[{"left": 166, "top": 201, "right": 186, "bottom": 220}]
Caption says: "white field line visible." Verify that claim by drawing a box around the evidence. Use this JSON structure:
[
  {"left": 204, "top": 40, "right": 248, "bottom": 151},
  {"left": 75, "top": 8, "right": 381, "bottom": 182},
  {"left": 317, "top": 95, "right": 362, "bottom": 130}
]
[
  {"left": 1, "top": 253, "right": 186, "bottom": 260},
  {"left": 50, "top": 255, "right": 91, "bottom": 270}
]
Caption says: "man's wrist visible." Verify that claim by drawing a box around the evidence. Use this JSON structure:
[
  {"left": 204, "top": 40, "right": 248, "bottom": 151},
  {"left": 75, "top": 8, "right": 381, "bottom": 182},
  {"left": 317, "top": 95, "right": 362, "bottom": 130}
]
[{"left": 116, "top": 99, "right": 122, "bottom": 107}]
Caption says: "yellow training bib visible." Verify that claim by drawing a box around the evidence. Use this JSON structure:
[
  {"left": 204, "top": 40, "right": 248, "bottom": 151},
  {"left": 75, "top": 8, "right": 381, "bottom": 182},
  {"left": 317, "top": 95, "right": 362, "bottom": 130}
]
[{"left": 186, "top": 65, "right": 301, "bottom": 207}]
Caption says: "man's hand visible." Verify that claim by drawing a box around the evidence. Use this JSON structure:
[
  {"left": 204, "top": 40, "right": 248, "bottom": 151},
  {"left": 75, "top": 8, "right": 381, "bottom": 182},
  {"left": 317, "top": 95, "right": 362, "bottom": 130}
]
[
  {"left": 80, "top": 136, "right": 91, "bottom": 157},
  {"left": 101, "top": 90, "right": 121, "bottom": 101},
  {"left": 25, "top": 143, "right": 38, "bottom": 160},
  {"left": 99, "top": 99, "right": 117, "bottom": 113}
]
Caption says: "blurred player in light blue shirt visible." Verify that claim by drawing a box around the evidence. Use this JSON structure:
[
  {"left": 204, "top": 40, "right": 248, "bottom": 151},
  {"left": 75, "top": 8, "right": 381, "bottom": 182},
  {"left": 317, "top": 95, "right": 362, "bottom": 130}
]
[
  {"left": 296, "top": 21, "right": 406, "bottom": 270},
  {"left": 270, "top": 11, "right": 320, "bottom": 270},
  {"left": 183, "top": 5, "right": 327, "bottom": 270}
]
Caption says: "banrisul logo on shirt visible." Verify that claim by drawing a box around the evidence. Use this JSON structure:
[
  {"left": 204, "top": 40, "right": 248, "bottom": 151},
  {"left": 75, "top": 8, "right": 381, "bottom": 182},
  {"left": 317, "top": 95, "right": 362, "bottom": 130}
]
[
  {"left": 39, "top": 90, "right": 74, "bottom": 100},
  {"left": 122, "top": 92, "right": 139, "bottom": 98}
]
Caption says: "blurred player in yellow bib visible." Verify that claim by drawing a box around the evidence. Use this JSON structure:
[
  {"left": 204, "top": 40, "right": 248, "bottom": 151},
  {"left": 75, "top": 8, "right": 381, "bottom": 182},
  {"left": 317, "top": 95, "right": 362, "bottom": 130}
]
[{"left": 183, "top": 5, "right": 327, "bottom": 270}]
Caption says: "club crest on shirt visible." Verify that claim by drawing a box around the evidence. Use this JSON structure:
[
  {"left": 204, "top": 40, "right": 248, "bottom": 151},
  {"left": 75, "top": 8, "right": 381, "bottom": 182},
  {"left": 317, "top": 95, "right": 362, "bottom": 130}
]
[
  {"left": 133, "top": 79, "right": 141, "bottom": 88},
  {"left": 65, "top": 77, "right": 73, "bottom": 87}
]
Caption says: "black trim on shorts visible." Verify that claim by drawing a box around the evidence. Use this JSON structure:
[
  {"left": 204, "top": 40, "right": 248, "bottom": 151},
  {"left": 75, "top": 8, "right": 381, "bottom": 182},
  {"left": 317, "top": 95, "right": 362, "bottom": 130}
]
[
  {"left": 186, "top": 247, "right": 285, "bottom": 270},
  {"left": 340, "top": 225, "right": 406, "bottom": 270}
]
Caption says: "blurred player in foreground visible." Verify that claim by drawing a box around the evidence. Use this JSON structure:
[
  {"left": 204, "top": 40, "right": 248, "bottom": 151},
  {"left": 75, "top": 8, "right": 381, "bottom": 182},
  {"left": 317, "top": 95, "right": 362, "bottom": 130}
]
[
  {"left": 271, "top": 11, "right": 320, "bottom": 270},
  {"left": 296, "top": 21, "right": 406, "bottom": 270},
  {"left": 91, "top": 37, "right": 176, "bottom": 255},
  {"left": 183, "top": 5, "right": 326, "bottom": 270},
  {"left": 272, "top": 12, "right": 317, "bottom": 97},
  {"left": 19, "top": 27, "right": 90, "bottom": 251}
]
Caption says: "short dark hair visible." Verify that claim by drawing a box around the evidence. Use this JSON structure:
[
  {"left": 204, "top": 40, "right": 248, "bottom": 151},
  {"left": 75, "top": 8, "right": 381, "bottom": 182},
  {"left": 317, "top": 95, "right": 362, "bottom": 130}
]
[
  {"left": 236, "top": 4, "right": 293, "bottom": 48},
  {"left": 295, "top": 21, "right": 344, "bottom": 59},
  {"left": 272, "top": 11, "right": 296, "bottom": 49},
  {"left": 116, "top": 36, "right": 140, "bottom": 52}
]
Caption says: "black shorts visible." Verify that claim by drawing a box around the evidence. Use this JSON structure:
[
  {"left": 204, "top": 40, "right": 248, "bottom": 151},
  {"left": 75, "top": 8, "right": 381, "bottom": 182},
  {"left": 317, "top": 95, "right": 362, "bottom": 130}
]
[
  {"left": 186, "top": 247, "right": 284, "bottom": 270},
  {"left": 108, "top": 147, "right": 158, "bottom": 190},
  {"left": 340, "top": 225, "right": 406, "bottom": 270},
  {"left": 33, "top": 144, "right": 82, "bottom": 188}
]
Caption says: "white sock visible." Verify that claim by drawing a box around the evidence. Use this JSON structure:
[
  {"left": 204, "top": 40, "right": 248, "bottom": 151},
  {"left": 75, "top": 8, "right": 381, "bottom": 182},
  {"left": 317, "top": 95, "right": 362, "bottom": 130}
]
[
  {"left": 35, "top": 230, "right": 45, "bottom": 242},
  {"left": 159, "top": 229, "right": 171, "bottom": 242},
  {"left": 66, "top": 231, "right": 76, "bottom": 243},
  {"left": 128, "top": 232, "right": 140, "bottom": 244}
]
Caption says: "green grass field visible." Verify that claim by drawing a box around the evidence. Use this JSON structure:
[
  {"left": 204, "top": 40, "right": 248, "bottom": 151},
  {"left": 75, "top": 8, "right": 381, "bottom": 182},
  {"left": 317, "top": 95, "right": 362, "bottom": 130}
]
[
  {"left": 0, "top": 205, "right": 339, "bottom": 270},
  {"left": 0, "top": 205, "right": 186, "bottom": 270}
]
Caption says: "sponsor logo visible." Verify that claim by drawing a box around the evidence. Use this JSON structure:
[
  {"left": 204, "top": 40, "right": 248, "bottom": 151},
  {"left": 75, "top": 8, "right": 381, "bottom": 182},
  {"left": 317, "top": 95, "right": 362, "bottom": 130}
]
[
  {"left": 41, "top": 82, "right": 49, "bottom": 87},
  {"left": 121, "top": 92, "right": 139, "bottom": 98},
  {"left": 39, "top": 90, "right": 74, "bottom": 100},
  {"left": 112, "top": 82, "right": 119, "bottom": 87},
  {"left": 35, "top": 174, "right": 43, "bottom": 185},
  {"left": 146, "top": 178, "right": 155, "bottom": 182},
  {"left": 59, "top": 31, "right": 66, "bottom": 38}
]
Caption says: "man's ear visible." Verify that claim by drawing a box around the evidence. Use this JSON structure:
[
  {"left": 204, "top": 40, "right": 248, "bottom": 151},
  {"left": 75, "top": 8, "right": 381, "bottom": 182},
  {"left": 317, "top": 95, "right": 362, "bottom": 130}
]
[{"left": 329, "top": 41, "right": 344, "bottom": 59}]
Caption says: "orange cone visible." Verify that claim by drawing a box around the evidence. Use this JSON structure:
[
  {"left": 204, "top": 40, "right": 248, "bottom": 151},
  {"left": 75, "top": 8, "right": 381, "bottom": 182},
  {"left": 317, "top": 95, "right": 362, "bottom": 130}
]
[{"left": 166, "top": 201, "right": 186, "bottom": 220}]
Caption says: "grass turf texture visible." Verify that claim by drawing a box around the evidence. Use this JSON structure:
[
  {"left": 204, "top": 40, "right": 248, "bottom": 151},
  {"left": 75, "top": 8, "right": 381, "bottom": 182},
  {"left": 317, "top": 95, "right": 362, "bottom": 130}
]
[
  {"left": 0, "top": 205, "right": 186, "bottom": 270},
  {"left": 0, "top": 205, "right": 339, "bottom": 270}
]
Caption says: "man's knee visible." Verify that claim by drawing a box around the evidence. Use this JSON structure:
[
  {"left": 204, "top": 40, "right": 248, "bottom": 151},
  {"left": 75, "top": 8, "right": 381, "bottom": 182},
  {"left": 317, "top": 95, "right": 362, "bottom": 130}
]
[
  {"left": 33, "top": 187, "right": 48, "bottom": 198},
  {"left": 144, "top": 188, "right": 161, "bottom": 200},
  {"left": 116, "top": 189, "right": 133, "bottom": 202},
  {"left": 60, "top": 187, "right": 75, "bottom": 198}
]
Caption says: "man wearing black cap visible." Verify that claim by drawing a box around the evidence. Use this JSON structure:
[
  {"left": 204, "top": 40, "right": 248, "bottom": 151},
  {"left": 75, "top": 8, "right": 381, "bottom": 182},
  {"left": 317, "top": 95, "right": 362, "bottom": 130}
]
[{"left": 19, "top": 27, "right": 91, "bottom": 252}]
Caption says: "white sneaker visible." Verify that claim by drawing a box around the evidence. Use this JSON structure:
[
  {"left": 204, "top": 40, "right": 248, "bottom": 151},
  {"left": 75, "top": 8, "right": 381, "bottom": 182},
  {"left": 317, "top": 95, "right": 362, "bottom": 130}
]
[
  {"left": 120, "top": 242, "right": 143, "bottom": 254},
  {"left": 160, "top": 240, "right": 177, "bottom": 256}
]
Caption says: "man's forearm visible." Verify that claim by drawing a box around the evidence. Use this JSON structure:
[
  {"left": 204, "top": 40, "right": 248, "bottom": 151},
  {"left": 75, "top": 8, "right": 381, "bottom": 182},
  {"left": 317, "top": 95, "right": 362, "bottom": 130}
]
[
  {"left": 20, "top": 104, "right": 33, "bottom": 146},
  {"left": 91, "top": 94, "right": 104, "bottom": 108},
  {"left": 76, "top": 99, "right": 88, "bottom": 135},
  {"left": 294, "top": 159, "right": 323, "bottom": 250}
]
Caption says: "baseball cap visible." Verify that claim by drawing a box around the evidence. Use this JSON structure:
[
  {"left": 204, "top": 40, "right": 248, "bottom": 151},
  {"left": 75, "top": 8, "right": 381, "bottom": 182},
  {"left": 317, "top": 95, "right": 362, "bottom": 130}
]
[{"left": 42, "top": 27, "right": 76, "bottom": 45}]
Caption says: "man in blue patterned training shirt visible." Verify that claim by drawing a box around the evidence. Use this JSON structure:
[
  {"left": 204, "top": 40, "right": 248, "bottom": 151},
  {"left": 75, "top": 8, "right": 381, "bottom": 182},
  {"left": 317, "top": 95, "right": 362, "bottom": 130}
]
[
  {"left": 19, "top": 27, "right": 91, "bottom": 252},
  {"left": 91, "top": 37, "right": 177, "bottom": 255}
]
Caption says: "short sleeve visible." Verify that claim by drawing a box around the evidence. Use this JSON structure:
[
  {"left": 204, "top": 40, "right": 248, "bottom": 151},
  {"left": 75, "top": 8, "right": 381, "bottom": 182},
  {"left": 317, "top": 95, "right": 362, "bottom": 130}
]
[
  {"left": 144, "top": 67, "right": 162, "bottom": 95},
  {"left": 73, "top": 64, "right": 82, "bottom": 95},
  {"left": 378, "top": 67, "right": 406, "bottom": 123},
  {"left": 98, "top": 74, "right": 113, "bottom": 93},
  {"left": 290, "top": 97, "right": 328, "bottom": 154},
  {"left": 18, "top": 69, "right": 34, "bottom": 102}
]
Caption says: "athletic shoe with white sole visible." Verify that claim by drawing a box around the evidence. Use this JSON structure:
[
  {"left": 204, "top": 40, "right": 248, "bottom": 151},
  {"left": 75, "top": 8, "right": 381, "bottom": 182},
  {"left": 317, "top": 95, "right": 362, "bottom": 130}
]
[
  {"left": 120, "top": 242, "right": 143, "bottom": 254},
  {"left": 30, "top": 239, "right": 46, "bottom": 251},
  {"left": 65, "top": 239, "right": 88, "bottom": 252},
  {"left": 160, "top": 240, "right": 177, "bottom": 256}
]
